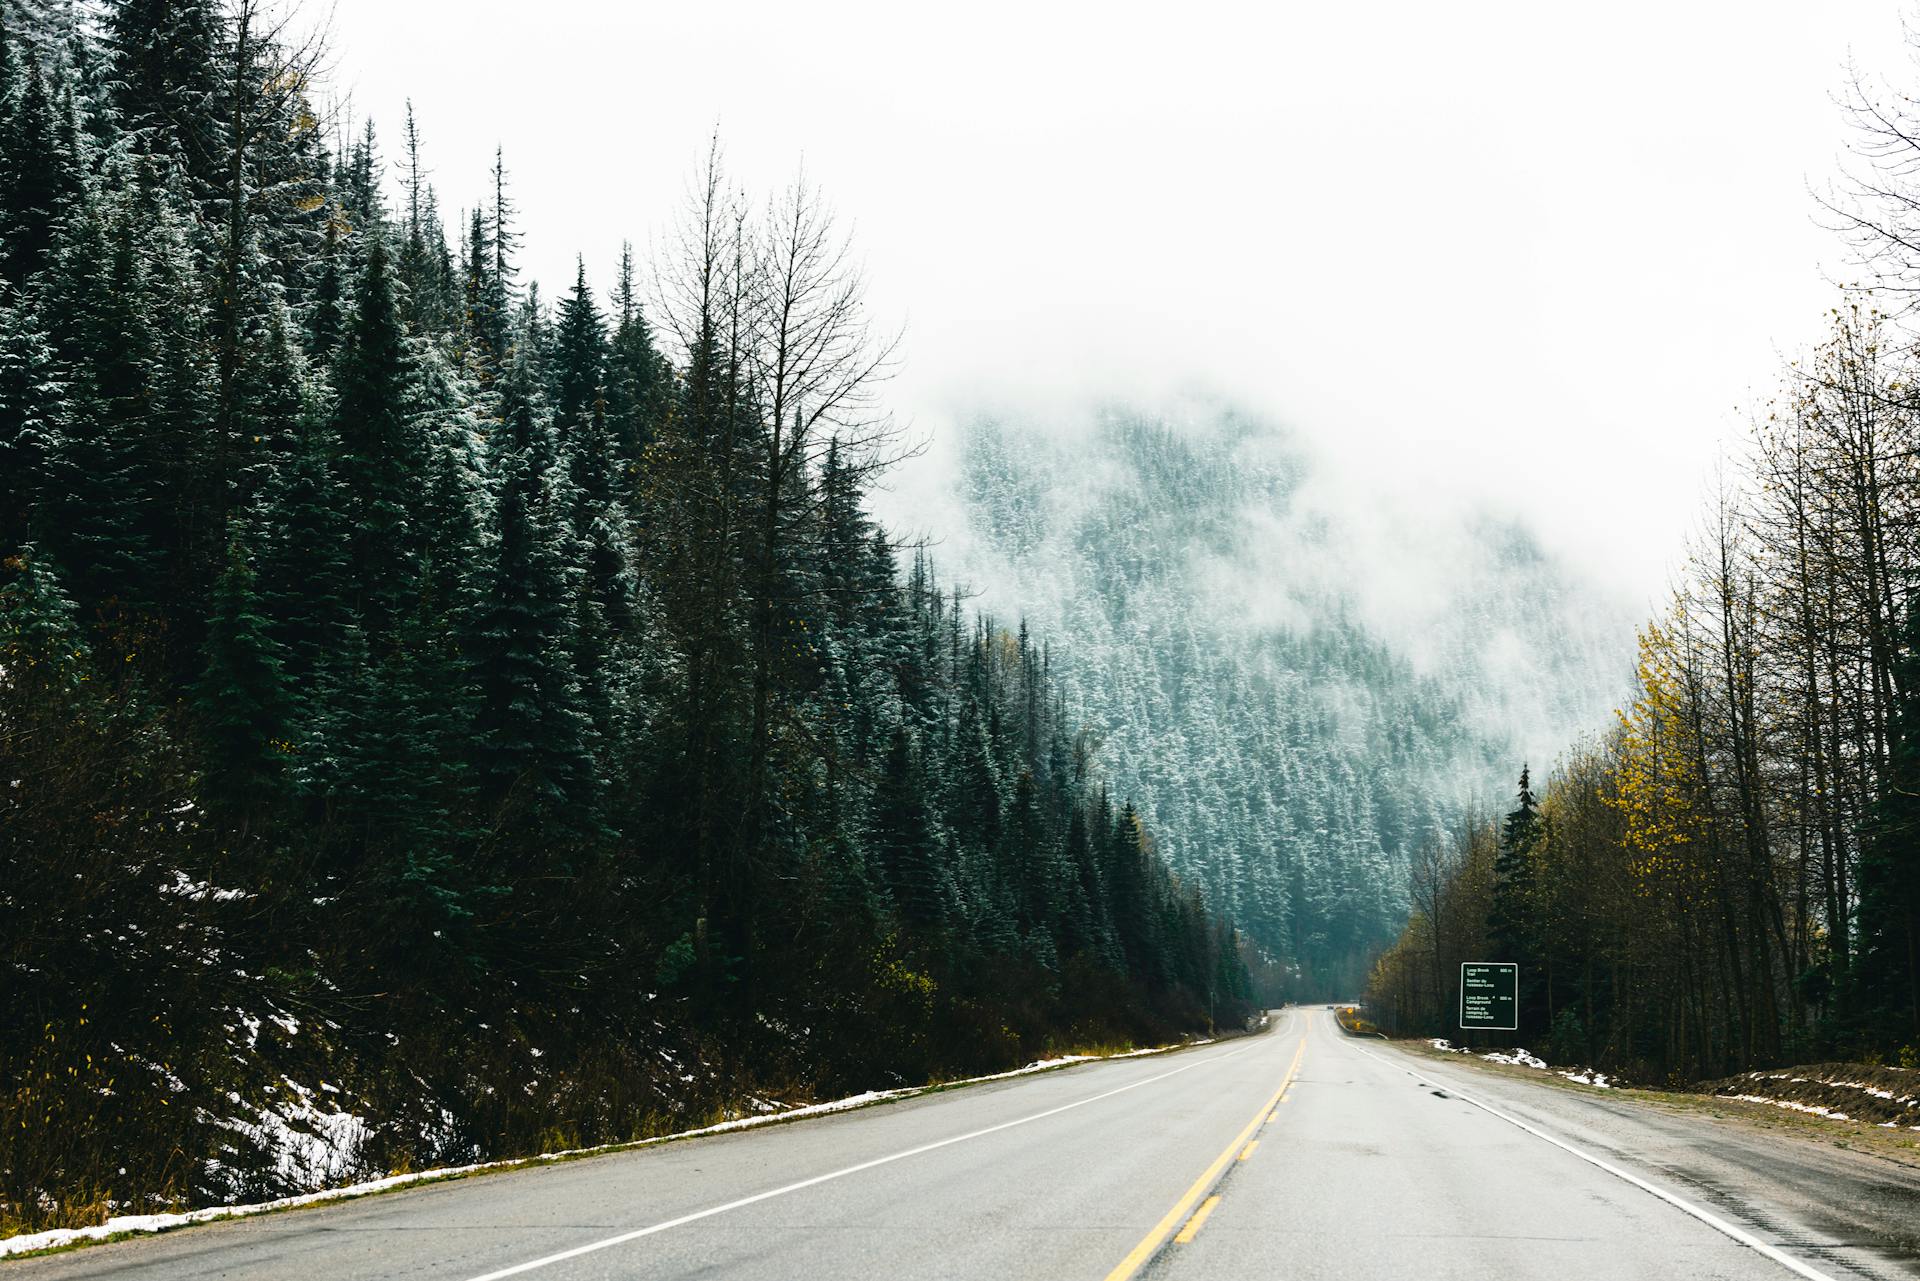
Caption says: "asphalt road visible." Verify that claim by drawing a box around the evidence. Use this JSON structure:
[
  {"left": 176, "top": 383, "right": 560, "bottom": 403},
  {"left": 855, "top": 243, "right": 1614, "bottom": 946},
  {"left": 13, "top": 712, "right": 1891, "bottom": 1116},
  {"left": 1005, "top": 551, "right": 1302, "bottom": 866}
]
[{"left": 13, "top": 1006, "right": 1920, "bottom": 1280}]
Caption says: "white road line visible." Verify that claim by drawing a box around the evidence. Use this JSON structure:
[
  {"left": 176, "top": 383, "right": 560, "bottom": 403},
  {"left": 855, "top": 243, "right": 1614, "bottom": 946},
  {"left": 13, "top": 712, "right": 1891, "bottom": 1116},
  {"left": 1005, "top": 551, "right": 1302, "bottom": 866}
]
[
  {"left": 1341, "top": 1015, "right": 1840, "bottom": 1281},
  {"left": 458, "top": 1017, "right": 1290, "bottom": 1281}
]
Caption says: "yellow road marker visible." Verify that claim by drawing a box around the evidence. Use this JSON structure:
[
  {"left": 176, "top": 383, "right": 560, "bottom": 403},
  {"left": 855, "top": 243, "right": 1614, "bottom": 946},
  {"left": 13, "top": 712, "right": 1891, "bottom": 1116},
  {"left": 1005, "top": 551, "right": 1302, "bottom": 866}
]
[
  {"left": 1266, "top": 1109, "right": 1280, "bottom": 1123},
  {"left": 1101, "top": 1019, "right": 1309, "bottom": 1281},
  {"left": 1237, "top": 1140, "right": 1258, "bottom": 1161},
  {"left": 1173, "top": 1196, "right": 1221, "bottom": 1244}
]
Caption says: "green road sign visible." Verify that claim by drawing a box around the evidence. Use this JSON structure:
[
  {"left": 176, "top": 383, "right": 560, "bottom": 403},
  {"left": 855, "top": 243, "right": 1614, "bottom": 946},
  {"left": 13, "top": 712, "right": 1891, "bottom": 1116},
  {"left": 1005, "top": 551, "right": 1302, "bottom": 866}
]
[{"left": 1460, "top": 962, "right": 1518, "bottom": 1030}]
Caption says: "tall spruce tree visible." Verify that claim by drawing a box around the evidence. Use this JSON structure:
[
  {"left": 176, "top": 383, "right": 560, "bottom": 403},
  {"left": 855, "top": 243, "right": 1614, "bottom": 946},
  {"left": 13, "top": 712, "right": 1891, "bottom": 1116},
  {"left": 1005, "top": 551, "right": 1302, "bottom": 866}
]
[
  {"left": 605, "top": 241, "right": 663, "bottom": 475},
  {"left": 195, "top": 537, "right": 291, "bottom": 816},
  {"left": 1487, "top": 766, "right": 1544, "bottom": 1035},
  {"left": 102, "top": 0, "right": 222, "bottom": 193},
  {"left": 470, "top": 423, "right": 596, "bottom": 833},
  {"left": 0, "top": 49, "right": 77, "bottom": 285},
  {"left": 872, "top": 727, "right": 946, "bottom": 929},
  {"left": 551, "top": 258, "right": 605, "bottom": 444},
  {"left": 0, "top": 290, "right": 61, "bottom": 554},
  {"left": 331, "top": 238, "right": 421, "bottom": 637}
]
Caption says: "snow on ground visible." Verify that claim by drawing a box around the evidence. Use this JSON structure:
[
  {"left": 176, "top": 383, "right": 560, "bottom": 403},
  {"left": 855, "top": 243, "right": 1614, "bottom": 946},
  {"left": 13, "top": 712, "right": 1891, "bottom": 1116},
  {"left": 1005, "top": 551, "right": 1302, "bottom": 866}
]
[
  {"left": 1429, "top": 1040, "right": 1613, "bottom": 1087},
  {"left": 226, "top": 1080, "right": 370, "bottom": 1189},
  {"left": 0, "top": 1037, "right": 1209, "bottom": 1258},
  {"left": 1709, "top": 1065, "right": 1920, "bottom": 1131},
  {"left": 1725, "top": 1093, "right": 1857, "bottom": 1122},
  {"left": 161, "top": 871, "right": 249, "bottom": 903},
  {"left": 1483, "top": 1048, "right": 1549, "bottom": 1070}
]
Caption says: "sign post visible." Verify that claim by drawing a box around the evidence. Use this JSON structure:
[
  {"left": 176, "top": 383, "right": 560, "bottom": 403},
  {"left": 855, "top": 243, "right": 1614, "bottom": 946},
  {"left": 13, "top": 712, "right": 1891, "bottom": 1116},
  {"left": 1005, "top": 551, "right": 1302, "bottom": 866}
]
[{"left": 1459, "top": 962, "right": 1518, "bottom": 1031}]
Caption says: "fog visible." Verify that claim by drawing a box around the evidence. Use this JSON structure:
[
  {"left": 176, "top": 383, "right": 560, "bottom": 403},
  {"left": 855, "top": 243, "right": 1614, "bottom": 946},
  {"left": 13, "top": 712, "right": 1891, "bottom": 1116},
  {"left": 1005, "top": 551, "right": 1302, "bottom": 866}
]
[{"left": 329, "top": 0, "right": 1906, "bottom": 609}]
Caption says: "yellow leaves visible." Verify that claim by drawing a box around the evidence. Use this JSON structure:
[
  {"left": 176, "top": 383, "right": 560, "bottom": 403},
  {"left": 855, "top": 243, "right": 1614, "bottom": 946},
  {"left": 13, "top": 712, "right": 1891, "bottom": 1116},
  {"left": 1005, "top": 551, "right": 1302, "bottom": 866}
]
[{"left": 1609, "top": 613, "right": 1713, "bottom": 899}]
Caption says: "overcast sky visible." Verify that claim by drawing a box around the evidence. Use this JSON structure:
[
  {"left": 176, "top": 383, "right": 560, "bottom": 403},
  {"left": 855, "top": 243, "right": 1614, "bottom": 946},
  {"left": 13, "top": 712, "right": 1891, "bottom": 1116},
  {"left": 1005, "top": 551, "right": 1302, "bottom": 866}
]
[{"left": 328, "top": 0, "right": 1909, "bottom": 606}]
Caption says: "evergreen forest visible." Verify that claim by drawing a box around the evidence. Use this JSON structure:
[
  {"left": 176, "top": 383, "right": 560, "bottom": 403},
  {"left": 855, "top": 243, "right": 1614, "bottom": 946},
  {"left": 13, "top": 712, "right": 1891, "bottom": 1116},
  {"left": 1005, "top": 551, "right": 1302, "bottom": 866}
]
[
  {"left": 945, "top": 410, "right": 1627, "bottom": 998},
  {"left": 0, "top": 0, "right": 1252, "bottom": 1231}
]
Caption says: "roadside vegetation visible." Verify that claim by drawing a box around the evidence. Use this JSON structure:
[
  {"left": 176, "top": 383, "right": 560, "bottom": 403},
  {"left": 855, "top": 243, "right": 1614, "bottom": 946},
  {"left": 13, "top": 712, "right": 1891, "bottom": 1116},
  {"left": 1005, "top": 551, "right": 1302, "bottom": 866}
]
[{"left": 1368, "top": 34, "right": 1920, "bottom": 1085}]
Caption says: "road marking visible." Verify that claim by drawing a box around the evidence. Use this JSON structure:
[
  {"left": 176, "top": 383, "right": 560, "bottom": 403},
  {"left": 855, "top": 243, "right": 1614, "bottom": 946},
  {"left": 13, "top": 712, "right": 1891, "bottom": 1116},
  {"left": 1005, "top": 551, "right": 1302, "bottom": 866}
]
[
  {"left": 1173, "top": 1195, "right": 1221, "bottom": 1244},
  {"left": 1266, "top": 1109, "right": 1280, "bottom": 1123},
  {"left": 1237, "top": 1140, "right": 1258, "bottom": 1161},
  {"left": 1101, "top": 1016, "right": 1309, "bottom": 1281},
  {"left": 1343, "top": 1019, "right": 1840, "bottom": 1281},
  {"left": 456, "top": 1032, "right": 1272, "bottom": 1281}
]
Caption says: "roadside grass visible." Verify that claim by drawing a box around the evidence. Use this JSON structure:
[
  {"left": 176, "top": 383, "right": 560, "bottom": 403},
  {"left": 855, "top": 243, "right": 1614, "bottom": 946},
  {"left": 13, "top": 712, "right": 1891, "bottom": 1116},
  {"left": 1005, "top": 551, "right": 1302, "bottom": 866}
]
[
  {"left": 1382, "top": 1036, "right": 1920, "bottom": 1169},
  {"left": 1, "top": 1025, "right": 1259, "bottom": 1263}
]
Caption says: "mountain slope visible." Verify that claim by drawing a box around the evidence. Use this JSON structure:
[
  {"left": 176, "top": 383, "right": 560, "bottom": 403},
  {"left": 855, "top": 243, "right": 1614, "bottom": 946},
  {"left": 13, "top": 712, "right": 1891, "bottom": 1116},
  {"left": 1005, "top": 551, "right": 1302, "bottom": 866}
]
[{"left": 930, "top": 404, "right": 1631, "bottom": 993}]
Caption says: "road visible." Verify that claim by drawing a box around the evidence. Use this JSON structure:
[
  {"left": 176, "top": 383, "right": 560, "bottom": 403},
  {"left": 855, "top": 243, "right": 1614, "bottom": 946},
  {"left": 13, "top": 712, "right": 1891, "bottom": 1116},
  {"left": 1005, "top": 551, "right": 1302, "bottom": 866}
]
[{"left": 12, "top": 1006, "right": 1920, "bottom": 1280}]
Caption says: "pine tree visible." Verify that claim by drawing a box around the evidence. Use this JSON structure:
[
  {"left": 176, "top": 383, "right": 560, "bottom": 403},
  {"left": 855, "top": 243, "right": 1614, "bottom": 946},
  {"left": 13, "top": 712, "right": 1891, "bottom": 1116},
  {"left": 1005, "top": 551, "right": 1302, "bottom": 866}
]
[
  {"left": 951, "top": 694, "right": 1003, "bottom": 854},
  {"left": 102, "top": 0, "right": 223, "bottom": 195},
  {"left": 195, "top": 536, "right": 291, "bottom": 814},
  {"left": 307, "top": 207, "right": 343, "bottom": 361},
  {"left": 0, "top": 49, "right": 78, "bottom": 285},
  {"left": 470, "top": 428, "right": 596, "bottom": 832},
  {"left": 462, "top": 203, "right": 502, "bottom": 370},
  {"left": 0, "top": 290, "right": 62, "bottom": 555},
  {"left": 332, "top": 237, "right": 421, "bottom": 636},
  {"left": 396, "top": 101, "right": 442, "bottom": 334},
  {"left": 551, "top": 258, "right": 605, "bottom": 445},
  {"left": 253, "top": 412, "right": 348, "bottom": 711},
  {"left": 604, "top": 241, "right": 663, "bottom": 474},
  {"left": 1488, "top": 765, "right": 1543, "bottom": 1034},
  {"left": 871, "top": 727, "right": 946, "bottom": 928},
  {"left": 39, "top": 174, "right": 162, "bottom": 615},
  {"left": 339, "top": 118, "right": 383, "bottom": 229},
  {"left": 466, "top": 145, "right": 517, "bottom": 369}
]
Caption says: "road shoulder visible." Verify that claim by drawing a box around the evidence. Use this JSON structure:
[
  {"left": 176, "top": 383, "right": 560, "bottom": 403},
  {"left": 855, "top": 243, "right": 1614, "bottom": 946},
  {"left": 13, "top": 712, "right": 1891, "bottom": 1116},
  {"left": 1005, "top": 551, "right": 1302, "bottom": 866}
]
[{"left": 1380, "top": 1035, "right": 1920, "bottom": 1174}]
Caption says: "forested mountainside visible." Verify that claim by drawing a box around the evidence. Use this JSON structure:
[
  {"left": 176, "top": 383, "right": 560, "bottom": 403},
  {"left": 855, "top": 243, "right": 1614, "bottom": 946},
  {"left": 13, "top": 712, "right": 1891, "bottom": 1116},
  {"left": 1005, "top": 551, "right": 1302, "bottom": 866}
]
[
  {"left": 942, "top": 410, "right": 1630, "bottom": 995},
  {"left": 0, "top": 1, "right": 1251, "bottom": 1234}
]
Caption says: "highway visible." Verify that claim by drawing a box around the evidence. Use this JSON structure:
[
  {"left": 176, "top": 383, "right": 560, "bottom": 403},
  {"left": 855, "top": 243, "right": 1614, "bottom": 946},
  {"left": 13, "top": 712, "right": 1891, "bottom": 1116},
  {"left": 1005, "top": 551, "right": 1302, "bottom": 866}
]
[{"left": 12, "top": 1006, "right": 1920, "bottom": 1280}]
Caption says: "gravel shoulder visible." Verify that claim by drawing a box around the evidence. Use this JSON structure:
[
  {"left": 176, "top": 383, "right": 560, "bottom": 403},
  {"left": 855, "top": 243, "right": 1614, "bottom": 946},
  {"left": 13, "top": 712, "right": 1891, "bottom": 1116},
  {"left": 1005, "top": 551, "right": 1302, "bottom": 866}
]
[{"left": 1389, "top": 1037, "right": 1920, "bottom": 1171}]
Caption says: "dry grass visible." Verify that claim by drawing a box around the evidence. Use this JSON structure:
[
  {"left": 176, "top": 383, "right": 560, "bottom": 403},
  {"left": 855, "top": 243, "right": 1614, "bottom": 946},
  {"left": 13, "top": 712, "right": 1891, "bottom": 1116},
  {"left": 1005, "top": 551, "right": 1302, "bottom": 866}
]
[{"left": 1391, "top": 1038, "right": 1920, "bottom": 1169}]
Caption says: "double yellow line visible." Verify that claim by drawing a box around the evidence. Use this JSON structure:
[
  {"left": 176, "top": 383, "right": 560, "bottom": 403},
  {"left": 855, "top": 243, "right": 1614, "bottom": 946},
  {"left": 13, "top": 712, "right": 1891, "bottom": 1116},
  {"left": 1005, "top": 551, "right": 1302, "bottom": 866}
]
[{"left": 1101, "top": 1015, "right": 1309, "bottom": 1280}]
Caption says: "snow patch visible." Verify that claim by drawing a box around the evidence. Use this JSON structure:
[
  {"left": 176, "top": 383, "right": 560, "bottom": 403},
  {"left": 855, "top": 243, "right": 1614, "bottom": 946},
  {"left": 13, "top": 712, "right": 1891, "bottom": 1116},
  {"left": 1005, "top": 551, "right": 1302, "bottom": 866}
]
[
  {"left": 1482, "top": 1047, "right": 1548, "bottom": 1070},
  {"left": 161, "top": 871, "right": 248, "bottom": 903},
  {"left": 1455, "top": 1043, "right": 1611, "bottom": 1086},
  {"left": 1726, "top": 1093, "right": 1854, "bottom": 1122},
  {"left": 225, "top": 1080, "right": 368, "bottom": 1188},
  {"left": 1559, "top": 1070, "right": 1614, "bottom": 1088}
]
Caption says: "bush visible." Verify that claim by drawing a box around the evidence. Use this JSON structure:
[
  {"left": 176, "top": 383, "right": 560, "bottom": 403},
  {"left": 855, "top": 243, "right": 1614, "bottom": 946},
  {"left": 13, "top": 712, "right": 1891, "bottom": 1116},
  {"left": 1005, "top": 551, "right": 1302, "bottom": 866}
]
[{"left": 1545, "top": 1009, "right": 1587, "bottom": 1065}]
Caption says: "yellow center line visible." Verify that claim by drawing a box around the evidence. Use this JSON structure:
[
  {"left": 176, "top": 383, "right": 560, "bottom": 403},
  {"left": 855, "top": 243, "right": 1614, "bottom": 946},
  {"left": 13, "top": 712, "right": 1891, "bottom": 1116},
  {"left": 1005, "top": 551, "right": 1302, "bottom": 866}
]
[
  {"left": 1101, "top": 1016, "right": 1310, "bottom": 1281},
  {"left": 1173, "top": 1196, "right": 1221, "bottom": 1244},
  {"left": 1237, "top": 1140, "right": 1258, "bottom": 1161}
]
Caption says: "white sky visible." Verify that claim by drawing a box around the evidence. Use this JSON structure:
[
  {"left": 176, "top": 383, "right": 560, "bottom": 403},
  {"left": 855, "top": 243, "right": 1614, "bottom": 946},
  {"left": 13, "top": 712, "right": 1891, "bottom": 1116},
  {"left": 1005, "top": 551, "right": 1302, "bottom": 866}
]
[{"left": 328, "top": 0, "right": 1910, "bottom": 607}]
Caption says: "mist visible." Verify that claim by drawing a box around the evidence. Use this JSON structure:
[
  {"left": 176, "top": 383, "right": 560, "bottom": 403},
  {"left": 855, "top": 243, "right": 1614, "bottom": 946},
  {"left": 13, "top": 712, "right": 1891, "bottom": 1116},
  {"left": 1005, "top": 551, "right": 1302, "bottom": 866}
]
[{"left": 326, "top": 0, "right": 1903, "bottom": 609}]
